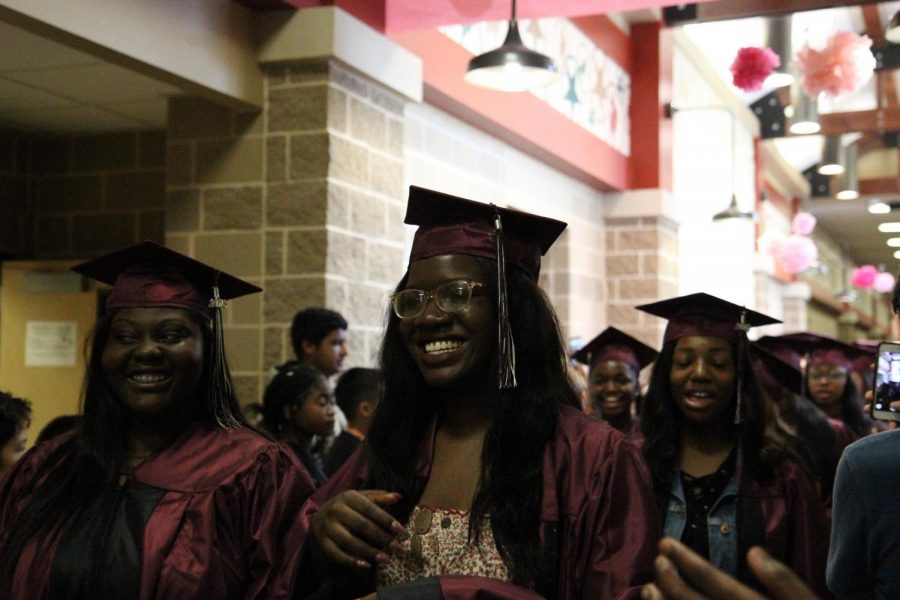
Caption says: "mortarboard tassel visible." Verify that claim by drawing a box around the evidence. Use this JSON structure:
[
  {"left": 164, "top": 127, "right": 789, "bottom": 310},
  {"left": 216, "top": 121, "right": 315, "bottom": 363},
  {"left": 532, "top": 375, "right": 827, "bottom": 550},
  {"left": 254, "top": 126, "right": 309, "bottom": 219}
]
[
  {"left": 493, "top": 208, "right": 518, "bottom": 389},
  {"left": 734, "top": 308, "right": 750, "bottom": 425},
  {"left": 208, "top": 285, "right": 241, "bottom": 428}
]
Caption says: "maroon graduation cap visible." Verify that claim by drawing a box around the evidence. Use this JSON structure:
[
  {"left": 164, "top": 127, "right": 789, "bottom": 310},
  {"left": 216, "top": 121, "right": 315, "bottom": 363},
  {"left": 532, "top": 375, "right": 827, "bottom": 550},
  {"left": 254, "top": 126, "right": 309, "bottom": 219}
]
[
  {"left": 405, "top": 185, "right": 566, "bottom": 283},
  {"left": 772, "top": 332, "right": 869, "bottom": 371},
  {"left": 72, "top": 240, "right": 260, "bottom": 315},
  {"left": 572, "top": 326, "right": 658, "bottom": 372},
  {"left": 636, "top": 292, "right": 780, "bottom": 345},
  {"left": 403, "top": 185, "right": 567, "bottom": 389},
  {"left": 750, "top": 341, "right": 803, "bottom": 396}
]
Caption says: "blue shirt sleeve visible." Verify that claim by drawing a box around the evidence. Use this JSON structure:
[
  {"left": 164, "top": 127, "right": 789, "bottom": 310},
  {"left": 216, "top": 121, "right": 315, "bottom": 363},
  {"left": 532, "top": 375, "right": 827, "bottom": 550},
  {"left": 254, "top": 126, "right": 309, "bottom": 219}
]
[{"left": 826, "top": 450, "right": 872, "bottom": 596}]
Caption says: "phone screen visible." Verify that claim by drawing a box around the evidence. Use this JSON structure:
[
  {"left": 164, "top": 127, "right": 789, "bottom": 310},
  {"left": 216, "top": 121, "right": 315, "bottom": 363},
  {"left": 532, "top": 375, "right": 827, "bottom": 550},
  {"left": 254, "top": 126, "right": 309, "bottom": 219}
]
[{"left": 873, "top": 341, "right": 900, "bottom": 422}]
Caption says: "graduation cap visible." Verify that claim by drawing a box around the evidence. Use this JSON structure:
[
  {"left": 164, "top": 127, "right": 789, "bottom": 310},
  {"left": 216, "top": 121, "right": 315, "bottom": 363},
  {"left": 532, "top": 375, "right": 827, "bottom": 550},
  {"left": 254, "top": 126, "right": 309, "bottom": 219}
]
[
  {"left": 72, "top": 240, "right": 262, "bottom": 428},
  {"left": 750, "top": 341, "right": 803, "bottom": 396},
  {"left": 635, "top": 292, "right": 780, "bottom": 345},
  {"left": 72, "top": 240, "right": 260, "bottom": 314},
  {"left": 851, "top": 340, "right": 878, "bottom": 374},
  {"left": 404, "top": 185, "right": 567, "bottom": 389},
  {"left": 572, "top": 326, "right": 658, "bottom": 372},
  {"left": 406, "top": 185, "right": 566, "bottom": 283},
  {"left": 771, "top": 332, "right": 869, "bottom": 371}
]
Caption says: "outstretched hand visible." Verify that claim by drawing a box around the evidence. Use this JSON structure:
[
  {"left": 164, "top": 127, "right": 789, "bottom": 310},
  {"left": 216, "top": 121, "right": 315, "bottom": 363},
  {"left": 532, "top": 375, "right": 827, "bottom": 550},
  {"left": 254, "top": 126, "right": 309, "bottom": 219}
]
[
  {"left": 642, "top": 537, "right": 819, "bottom": 600},
  {"left": 309, "top": 489, "right": 407, "bottom": 569}
]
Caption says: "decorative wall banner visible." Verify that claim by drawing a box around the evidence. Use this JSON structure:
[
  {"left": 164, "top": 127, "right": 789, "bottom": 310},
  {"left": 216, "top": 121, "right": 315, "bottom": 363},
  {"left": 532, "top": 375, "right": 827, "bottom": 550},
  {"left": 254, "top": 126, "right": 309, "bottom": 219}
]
[{"left": 441, "top": 17, "right": 631, "bottom": 156}]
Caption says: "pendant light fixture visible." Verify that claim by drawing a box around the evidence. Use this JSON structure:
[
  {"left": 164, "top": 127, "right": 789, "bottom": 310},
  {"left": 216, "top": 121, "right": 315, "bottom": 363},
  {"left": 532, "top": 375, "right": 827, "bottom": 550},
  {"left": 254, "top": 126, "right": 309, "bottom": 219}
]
[
  {"left": 836, "top": 144, "right": 859, "bottom": 200},
  {"left": 887, "top": 10, "right": 900, "bottom": 44},
  {"left": 465, "top": 0, "right": 559, "bottom": 92},
  {"left": 818, "top": 135, "right": 845, "bottom": 175},
  {"left": 765, "top": 16, "right": 795, "bottom": 88},
  {"left": 788, "top": 84, "right": 820, "bottom": 134},
  {"left": 667, "top": 103, "right": 757, "bottom": 222}
]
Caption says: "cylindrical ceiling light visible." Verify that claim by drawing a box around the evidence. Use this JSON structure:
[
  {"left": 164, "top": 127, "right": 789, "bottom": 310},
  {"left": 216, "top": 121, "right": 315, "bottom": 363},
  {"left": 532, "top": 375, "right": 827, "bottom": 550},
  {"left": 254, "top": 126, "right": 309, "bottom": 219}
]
[
  {"left": 836, "top": 144, "right": 859, "bottom": 200},
  {"left": 869, "top": 200, "right": 891, "bottom": 214},
  {"left": 465, "top": 0, "right": 559, "bottom": 92},
  {"left": 789, "top": 84, "right": 820, "bottom": 134},
  {"left": 818, "top": 135, "right": 845, "bottom": 175},
  {"left": 765, "top": 16, "right": 795, "bottom": 88}
]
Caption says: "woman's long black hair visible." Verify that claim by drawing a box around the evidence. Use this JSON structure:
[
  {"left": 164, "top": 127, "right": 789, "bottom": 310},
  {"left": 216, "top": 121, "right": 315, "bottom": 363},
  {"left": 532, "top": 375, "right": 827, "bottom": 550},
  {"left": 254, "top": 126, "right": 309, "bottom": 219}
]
[
  {"left": 640, "top": 338, "right": 784, "bottom": 491},
  {"left": 365, "top": 257, "right": 579, "bottom": 589},
  {"left": 0, "top": 308, "right": 246, "bottom": 593}
]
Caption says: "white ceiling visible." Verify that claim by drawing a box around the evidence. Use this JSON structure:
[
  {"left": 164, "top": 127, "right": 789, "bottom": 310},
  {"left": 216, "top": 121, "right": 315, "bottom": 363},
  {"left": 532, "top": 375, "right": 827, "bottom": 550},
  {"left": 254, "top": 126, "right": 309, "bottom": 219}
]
[
  {"left": 682, "top": 2, "right": 900, "bottom": 269},
  {"left": 2, "top": 4, "right": 899, "bottom": 269},
  {"left": 0, "top": 20, "right": 178, "bottom": 133}
]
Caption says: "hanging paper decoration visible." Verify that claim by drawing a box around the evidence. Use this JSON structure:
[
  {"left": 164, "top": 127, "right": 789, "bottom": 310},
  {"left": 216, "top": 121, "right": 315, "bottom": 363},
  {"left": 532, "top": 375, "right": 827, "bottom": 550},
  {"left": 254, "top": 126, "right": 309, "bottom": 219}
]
[
  {"left": 851, "top": 264, "right": 878, "bottom": 289},
  {"left": 795, "top": 31, "right": 876, "bottom": 98},
  {"left": 791, "top": 212, "right": 817, "bottom": 236},
  {"left": 873, "top": 271, "right": 896, "bottom": 294},
  {"left": 730, "top": 47, "right": 780, "bottom": 92},
  {"left": 771, "top": 235, "right": 818, "bottom": 274}
]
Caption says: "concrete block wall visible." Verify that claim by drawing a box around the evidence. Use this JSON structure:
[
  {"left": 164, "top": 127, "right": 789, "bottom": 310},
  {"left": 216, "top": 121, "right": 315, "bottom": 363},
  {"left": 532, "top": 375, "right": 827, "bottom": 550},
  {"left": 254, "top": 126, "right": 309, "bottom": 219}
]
[
  {"left": 164, "top": 94, "right": 267, "bottom": 403},
  {"left": 263, "top": 61, "right": 407, "bottom": 372},
  {"left": 0, "top": 130, "right": 31, "bottom": 257},
  {"left": 24, "top": 131, "right": 166, "bottom": 259},
  {"left": 165, "top": 59, "right": 408, "bottom": 404},
  {"left": 603, "top": 215, "right": 679, "bottom": 347}
]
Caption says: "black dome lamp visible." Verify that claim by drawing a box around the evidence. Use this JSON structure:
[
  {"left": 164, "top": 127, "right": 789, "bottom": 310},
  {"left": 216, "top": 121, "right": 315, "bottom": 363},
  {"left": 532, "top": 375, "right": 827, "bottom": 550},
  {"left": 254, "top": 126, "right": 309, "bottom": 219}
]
[{"left": 464, "top": 0, "right": 559, "bottom": 92}]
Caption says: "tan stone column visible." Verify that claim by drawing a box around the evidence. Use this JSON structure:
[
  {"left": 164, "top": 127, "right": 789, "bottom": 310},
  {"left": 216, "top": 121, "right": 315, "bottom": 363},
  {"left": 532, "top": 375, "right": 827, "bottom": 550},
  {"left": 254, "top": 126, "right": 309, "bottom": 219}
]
[
  {"left": 599, "top": 189, "right": 680, "bottom": 347},
  {"left": 164, "top": 7, "right": 422, "bottom": 403}
]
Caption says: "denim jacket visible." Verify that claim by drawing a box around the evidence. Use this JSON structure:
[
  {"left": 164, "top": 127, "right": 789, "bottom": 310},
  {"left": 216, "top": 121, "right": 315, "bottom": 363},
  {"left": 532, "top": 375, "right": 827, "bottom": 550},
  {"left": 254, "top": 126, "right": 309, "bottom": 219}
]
[{"left": 662, "top": 453, "right": 740, "bottom": 577}]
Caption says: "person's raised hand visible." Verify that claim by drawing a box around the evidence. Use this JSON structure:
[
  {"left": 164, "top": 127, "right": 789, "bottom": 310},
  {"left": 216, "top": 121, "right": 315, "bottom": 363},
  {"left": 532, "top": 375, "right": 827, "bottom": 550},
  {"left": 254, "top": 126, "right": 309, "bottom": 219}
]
[
  {"left": 642, "top": 537, "right": 819, "bottom": 600},
  {"left": 309, "top": 489, "right": 407, "bottom": 569}
]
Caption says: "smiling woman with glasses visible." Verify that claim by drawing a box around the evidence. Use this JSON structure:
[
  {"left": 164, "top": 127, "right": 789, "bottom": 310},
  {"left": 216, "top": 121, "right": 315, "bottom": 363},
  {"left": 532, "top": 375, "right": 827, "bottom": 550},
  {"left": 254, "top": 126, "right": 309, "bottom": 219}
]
[{"left": 292, "top": 186, "right": 660, "bottom": 600}]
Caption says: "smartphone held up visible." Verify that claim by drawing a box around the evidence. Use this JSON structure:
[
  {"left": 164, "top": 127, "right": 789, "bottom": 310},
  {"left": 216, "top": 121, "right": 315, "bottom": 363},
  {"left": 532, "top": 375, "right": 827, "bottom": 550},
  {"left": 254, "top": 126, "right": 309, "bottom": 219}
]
[{"left": 873, "top": 340, "right": 900, "bottom": 422}]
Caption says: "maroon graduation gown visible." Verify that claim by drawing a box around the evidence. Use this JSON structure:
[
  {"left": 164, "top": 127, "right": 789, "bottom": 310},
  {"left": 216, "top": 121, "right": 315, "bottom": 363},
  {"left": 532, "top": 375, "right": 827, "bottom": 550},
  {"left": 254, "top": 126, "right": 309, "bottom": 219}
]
[
  {"left": 0, "top": 422, "right": 314, "bottom": 600},
  {"left": 737, "top": 458, "right": 832, "bottom": 599},
  {"left": 295, "top": 404, "right": 660, "bottom": 599}
]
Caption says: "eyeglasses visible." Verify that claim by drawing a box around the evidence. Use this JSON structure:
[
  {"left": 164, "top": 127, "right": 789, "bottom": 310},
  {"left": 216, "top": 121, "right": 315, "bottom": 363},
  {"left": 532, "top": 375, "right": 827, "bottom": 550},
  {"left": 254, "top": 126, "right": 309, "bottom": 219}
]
[
  {"left": 391, "top": 280, "right": 486, "bottom": 319},
  {"left": 808, "top": 368, "right": 848, "bottom": 381}
]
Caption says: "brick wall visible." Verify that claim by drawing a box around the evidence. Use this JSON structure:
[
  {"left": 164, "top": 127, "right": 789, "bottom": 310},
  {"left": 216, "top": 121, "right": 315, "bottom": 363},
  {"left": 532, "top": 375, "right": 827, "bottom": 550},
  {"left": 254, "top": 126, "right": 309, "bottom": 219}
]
[
  {"left": 0, "top": 130, "right": 31, "bottom": 258},
  {"left": 262, "top": 61, "right": 407, "bottom": 372},
  {"left": 165, "top": 59, "right": 408, "bottom": 404},
  {"left": 604, "top": 215, "right": 679, "bottom": 346},
  {"left": 32, "top": 131, "right": 166, "bottom": 258}
]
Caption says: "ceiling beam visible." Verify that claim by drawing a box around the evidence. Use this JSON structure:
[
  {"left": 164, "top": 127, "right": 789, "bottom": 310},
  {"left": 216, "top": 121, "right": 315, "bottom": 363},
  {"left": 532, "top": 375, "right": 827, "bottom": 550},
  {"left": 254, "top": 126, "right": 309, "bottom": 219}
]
[
  {"left": 860, "top": 176, "right": 900, "bottom": 195},
  {"left": 666, "top": 0, "right": 880, "bottom": 25},
  {"left": 816, "top": 108, "right": 900, "bottom": 136}
]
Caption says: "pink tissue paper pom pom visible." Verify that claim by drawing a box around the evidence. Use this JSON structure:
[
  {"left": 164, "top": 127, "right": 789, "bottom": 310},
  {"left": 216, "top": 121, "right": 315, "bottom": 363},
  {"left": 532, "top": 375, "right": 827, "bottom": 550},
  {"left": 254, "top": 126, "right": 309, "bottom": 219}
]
[
  {"left": 851, "top": 264, "right": 878, "bottom": 289},
  {"left": 791, "top": 212, "right": 817, "bottom": 235},
  {"left": 730, "top": 47, "right": 780, "bottom": 92},
  {"left": 795, "top": 31, "right": 875, "bottom": 98},
  {"left": 774, "top": 235, "right": 817, "bottom": 274},
  {"left": 873, "top": 271, "right": 896, "bottom": 294}
]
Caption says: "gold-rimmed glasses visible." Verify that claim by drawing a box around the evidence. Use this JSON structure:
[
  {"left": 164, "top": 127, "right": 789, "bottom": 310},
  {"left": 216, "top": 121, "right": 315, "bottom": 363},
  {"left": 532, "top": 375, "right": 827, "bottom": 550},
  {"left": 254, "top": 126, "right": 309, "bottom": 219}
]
[{"left": 391, "top": 280, "right": 486, "bottom": 319}]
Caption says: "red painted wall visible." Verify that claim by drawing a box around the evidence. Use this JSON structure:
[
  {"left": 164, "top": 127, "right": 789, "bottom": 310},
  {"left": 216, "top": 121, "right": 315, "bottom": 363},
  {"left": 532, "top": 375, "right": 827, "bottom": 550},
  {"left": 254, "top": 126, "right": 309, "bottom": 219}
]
[
  {"left": 391, "top": 29, "right": 629, "bottom": 190},
  {"left": 628, "top": 22, "right": 672, "bottom": 191}
]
